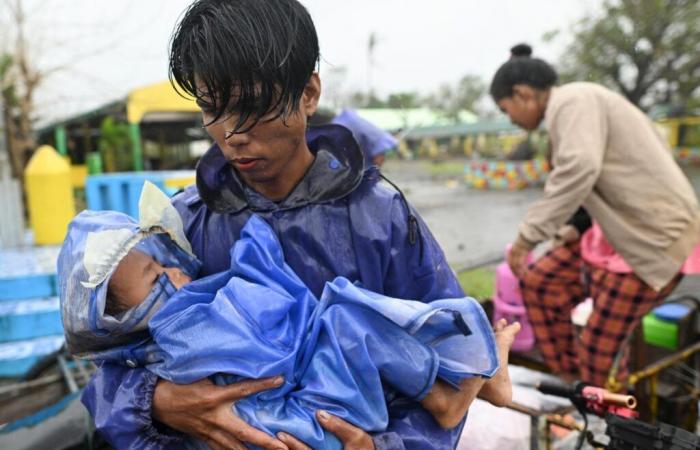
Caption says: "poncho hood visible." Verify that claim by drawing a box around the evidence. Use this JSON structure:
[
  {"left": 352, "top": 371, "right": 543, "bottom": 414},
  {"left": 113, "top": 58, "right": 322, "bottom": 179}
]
[
  {"left": 196, "top": 124, "right": 365, "bottom": 214},
  {"left": 57, "top": 182, "right": 201, "bottom": 361}
]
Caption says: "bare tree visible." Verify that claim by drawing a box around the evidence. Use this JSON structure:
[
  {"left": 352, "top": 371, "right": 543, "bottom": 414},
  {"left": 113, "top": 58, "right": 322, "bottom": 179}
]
[
  {"left": 0, "top": 0, "right": 153, "bottom": 181},
  {"left": 1, "top": 0, "right": 41, "bottom": 180}
]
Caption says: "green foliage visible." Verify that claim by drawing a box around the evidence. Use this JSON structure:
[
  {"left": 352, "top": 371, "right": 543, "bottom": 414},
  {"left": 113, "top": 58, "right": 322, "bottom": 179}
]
[
  {"left": 423, "top": 160, "right": 465, "bottom": 177},
  {"left": 98, "top": 117, "right": 132, "bottom": 172},
  {"left": 345, "top": 74, "right": 486, "bottom": 120},
  {"left": 456, "top": 266, "right": 495, "bottom": 300},
  {"left": 560, "top": 0, "right": 700, "bottom": 110},
  {"left": 0, "top": 53, "right": 18, "bottom": 108},
  {"left": 426, "top": 74, "right": 485, "bottom": 122},
  {"left": 386, "top": 92, "right": 421, "bottom": 109}
]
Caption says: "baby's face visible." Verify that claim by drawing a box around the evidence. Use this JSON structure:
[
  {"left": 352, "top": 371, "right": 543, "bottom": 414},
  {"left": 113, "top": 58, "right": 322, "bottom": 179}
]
[{"left": 109, "top": 249, "right": 191, "bottom": 309}]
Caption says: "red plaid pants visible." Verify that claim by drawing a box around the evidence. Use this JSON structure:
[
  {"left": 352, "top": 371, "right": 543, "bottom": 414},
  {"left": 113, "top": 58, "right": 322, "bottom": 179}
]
[{"left": 520, "top": 241, "right": 682, "bottom": 386}]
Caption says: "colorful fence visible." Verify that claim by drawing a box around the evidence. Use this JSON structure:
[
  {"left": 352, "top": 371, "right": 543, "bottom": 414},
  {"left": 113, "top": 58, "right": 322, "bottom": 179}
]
[
  {"left": 464, "top": 159, "right": 550, "bottom": 190},
  {"left": 672, "top": 147, "right": 700, "bottom": 165}
]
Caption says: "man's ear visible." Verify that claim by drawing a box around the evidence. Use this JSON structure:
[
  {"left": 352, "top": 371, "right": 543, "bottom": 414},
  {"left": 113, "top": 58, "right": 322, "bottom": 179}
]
[{"left": 302, "top": 72, "right": 321, "bottom": 116}]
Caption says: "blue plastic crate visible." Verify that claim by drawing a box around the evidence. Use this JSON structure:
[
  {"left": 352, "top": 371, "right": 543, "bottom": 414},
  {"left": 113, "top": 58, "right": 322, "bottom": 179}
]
[
  {"left": 0, "top": 335, "right": 64, "bottom": 377},
  {"left": 85, "top": 171, "right": 195, "bottom": 218},
  {"left": 0, "top": 297, "right": 62, "bottom": 342}
]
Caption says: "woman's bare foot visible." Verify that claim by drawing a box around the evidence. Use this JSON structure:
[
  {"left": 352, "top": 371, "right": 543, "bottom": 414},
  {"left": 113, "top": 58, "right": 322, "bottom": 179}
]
[{"left": 479, "top": 319, "right": 521, "bottom": 407}]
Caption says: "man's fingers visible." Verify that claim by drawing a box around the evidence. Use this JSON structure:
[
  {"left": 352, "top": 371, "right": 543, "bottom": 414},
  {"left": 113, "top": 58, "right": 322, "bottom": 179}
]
[
  {"left": 278, "top": 432, "right": 312, "bottom": 450},
  {"left": 317, "top": 410, "right": 364, "bottom": 444},
  {"left": 206, "top": 432, "right": 247, "bottom": 450},
  {"left": 217, "top": 412, "right": 288, "bottom": 450},
  {"left": 216, "top": 376, "right": 284, "bottom": 403}
]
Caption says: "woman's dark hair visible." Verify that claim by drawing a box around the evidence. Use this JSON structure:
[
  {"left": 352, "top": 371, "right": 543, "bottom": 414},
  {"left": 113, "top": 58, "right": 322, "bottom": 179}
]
[
  {"left": 489, "top": 43, "right": 558, "bottom": 101},
  {"left": 169, "top": 0, "right": 320, "bottom": 133}
]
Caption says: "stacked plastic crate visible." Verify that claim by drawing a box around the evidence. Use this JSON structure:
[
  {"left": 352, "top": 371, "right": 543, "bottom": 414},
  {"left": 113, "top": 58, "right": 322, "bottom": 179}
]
[
  {"left": 0, "top": 245, "right": 63, "bottom": 377},
  {"left": 0, "top": 171, "right": 195, "bottom": 378},
  {"left": 85, "top": 170, "right": 194, "bottom": 216}
]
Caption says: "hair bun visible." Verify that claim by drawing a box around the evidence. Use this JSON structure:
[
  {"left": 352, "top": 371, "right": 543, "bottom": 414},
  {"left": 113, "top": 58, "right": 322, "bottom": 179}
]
[{"left": 510, "top": 43, "right": 532, "bottom": 58}]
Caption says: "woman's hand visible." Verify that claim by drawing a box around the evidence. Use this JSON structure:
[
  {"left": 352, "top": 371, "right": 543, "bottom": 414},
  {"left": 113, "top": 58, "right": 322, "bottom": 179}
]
[
  {"left": 152, "top": 376, "right": 288, "bottom": 450},
  {"left": 277, "top": 410, "right": 375, "bottom": 450},
  {"left": 507, "top": 236, "right": 533, "bottom": 279},
  {"left": 552, "top": 224, "right": 580, "bottom": 248}
]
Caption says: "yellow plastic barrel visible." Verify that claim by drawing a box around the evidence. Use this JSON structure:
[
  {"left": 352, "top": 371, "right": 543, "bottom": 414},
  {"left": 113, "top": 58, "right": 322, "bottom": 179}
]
[{"left": 24, "top": 145, "right": 76, "bottom": 245}]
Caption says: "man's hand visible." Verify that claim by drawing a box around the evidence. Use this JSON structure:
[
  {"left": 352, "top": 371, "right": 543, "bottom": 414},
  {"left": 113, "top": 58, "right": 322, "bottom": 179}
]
[
  {"left": 277, "top": 410, "right": 375, "bottom": 450},
  {"left": 507, "top": 236, "right": 534, "bottom": 279},
  {"left": 152, "top": 376, "right": 288, "bottom": 450}
]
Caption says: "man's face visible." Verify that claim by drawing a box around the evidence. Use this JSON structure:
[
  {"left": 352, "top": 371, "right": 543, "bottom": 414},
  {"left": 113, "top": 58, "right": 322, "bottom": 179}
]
[{"left": 198, "top": 74, "right": 321, "bottom": 200}]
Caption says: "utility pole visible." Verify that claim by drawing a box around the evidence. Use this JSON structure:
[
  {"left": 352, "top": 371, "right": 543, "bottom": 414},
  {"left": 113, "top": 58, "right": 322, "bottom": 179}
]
[{"left": 367, "top": 32, "right": 378, "bottom": 105}]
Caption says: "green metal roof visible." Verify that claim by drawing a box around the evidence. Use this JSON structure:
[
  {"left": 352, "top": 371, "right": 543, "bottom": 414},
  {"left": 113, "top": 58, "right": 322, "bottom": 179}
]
[
  {"left": 353, "top": 108, "right": 477, "bottom": 131},
  {"left": 403, "top": 119, "right": 523, "bottom": 139}
]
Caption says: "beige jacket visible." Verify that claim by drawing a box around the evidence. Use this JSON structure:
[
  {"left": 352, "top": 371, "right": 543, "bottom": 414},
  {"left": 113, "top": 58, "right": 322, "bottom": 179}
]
[{"left": 519, "top": 82, "right": 700, "bottom": 291}]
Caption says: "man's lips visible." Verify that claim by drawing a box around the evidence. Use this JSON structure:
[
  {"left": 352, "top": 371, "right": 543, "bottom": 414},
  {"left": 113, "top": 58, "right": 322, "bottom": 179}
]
[{"left": 231, "top": 157, "right": 262, "bottom": 171}]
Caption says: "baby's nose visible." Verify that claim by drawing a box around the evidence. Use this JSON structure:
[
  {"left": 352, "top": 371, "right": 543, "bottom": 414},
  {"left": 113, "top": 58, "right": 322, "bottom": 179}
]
[{"left": 164, "top": 267, "right": 191, "bottom": 289}]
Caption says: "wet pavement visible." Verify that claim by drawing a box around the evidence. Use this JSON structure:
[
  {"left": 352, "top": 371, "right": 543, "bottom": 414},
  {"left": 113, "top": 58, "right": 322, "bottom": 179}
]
[
  {"left": 382, "top": 159, "right": 700, "bottom": 293},
  {"left": 382, "top": 159, "right": 542, "bottom": 268}
]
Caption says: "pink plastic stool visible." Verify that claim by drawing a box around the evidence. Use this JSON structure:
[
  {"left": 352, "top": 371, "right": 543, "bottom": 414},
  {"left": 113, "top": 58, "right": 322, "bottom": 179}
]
[{"left": 492, "top": 246, "right": 535, "bottom": 352}]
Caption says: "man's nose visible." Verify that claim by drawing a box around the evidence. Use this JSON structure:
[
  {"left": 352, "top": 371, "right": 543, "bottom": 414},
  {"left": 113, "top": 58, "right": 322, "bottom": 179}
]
[{"left": 222, "top": 118, "right": 252, "bottom": 146}]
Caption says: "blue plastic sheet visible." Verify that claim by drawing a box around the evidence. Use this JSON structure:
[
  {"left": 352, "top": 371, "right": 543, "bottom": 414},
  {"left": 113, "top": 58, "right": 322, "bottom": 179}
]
[
  {"left": 62, "top": 211, "right": 497, "bottom": 450},
  {"left": 148, "top": 216, "right": 497, "bottom": 449},
  {"left": 332, "top": 109, "right": 398, "bottom": 165}
]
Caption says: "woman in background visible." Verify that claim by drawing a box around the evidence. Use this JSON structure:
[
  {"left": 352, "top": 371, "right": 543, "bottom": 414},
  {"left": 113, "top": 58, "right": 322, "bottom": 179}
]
[{"left": 490, "top": 43, "right": 700, "bottom": 386}]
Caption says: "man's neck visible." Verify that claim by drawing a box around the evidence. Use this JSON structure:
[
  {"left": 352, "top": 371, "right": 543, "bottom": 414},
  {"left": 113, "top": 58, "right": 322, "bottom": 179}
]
[{"left": 243, "top": 148, "right": 315, "bottom": 202}]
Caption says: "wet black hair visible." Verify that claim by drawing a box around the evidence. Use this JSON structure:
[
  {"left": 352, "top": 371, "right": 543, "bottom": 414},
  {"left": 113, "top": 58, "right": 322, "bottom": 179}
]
[
  {"left": 489, "top": 43, "right": 558, "bottom": 101},
  {"left": 169, "top": 0, "right": 320, "bottom": 133}
]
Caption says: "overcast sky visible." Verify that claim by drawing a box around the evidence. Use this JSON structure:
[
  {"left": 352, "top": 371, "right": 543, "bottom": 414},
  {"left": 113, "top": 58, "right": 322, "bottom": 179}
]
[{"left": 10, "top": 0, "right": 601, "bottom": 124}]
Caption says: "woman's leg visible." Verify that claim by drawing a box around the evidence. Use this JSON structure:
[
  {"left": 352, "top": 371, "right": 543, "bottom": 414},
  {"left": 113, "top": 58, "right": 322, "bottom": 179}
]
[
  {"left": 520, "top": 242, "right": 585, "bottom": 376},
  {"left": 581, "top": 269, "right": 682, "bottom": 386}
]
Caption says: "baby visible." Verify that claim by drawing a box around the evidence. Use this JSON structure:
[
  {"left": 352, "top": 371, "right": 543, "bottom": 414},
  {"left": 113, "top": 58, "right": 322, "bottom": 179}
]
[{"left": 59, "top": 183, "right": 518, "bottom": 448}]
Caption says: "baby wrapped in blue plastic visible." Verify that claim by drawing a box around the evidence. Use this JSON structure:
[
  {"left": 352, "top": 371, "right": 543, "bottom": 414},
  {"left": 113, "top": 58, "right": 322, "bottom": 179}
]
[{"left": 58, "top": 182, "right": 503, "bottom": 450}]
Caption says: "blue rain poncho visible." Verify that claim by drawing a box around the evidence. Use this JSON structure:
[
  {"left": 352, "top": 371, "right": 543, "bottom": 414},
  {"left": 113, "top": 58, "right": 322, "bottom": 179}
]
[
  {"left": 332, "top": 109, "right": 398, "bottom": 165},
  {"left": 147, "top": 215, "right": 498, "bottom": 450},
  {"left": 60, "top": 186, "right": 498, "bottom": 450},
  {"left": 58, "top": 182, "right": 201, "bottom": 362},
  {"left": 80, "top": 125, "right": 485, "bottom": 450}
]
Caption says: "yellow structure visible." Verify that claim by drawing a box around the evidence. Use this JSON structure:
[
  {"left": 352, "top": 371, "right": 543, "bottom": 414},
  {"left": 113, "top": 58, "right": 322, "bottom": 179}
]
[
  {"left": 25, "top": 146, "right": 76, "bottom": 245},
  {"left": 655, "top": 116, "right": 700, "bottom": 148},
  {"left": 126, "top": 80, "right": 199, "bottom": 124},
  {"left": 125, "top": 81, "right": 200, "bottom": 171},
  {"left": 70, "top": 164, "right": 88, "bottom": 188}
]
